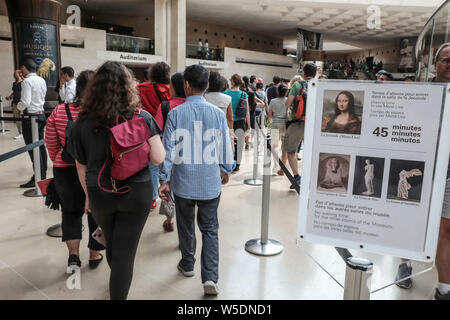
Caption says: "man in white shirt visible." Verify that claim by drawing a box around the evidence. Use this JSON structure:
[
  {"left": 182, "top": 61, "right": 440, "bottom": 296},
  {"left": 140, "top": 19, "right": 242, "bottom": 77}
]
[
  {"left": 17, "top": 59, "right": 48, "bottom": 188},
  {"left": 59, "top": 66, "right": 76, "bottom": 103}
]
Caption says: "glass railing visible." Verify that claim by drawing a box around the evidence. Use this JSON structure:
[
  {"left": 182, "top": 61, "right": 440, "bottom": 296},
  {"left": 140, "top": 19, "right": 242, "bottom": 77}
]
[
  {"left": 186, "top": 44, "right": 224, "bottom": 61},
  {"left": 416, "top": 0, "right": 450, "bottom": 81},
  {"left": 106, "top": 33, "right": 155, "bottom": 55}
]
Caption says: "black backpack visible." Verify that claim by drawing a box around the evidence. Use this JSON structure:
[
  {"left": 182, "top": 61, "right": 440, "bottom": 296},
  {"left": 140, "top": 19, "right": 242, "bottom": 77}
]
[
  {"left": 61, "top": 104, "right": 76, "bottom": 164},
  {"left": 234, "top": 92, "right": 248, "bottom": 118}
]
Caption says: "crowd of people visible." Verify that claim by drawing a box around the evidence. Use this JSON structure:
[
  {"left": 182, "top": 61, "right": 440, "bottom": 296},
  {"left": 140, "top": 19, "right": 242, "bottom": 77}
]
[
  {"left": 323, "top": 58, "right": 386, "bottom": 80},
  {"left": 8, "top": 43, "right": 450, "bottom": 300}
]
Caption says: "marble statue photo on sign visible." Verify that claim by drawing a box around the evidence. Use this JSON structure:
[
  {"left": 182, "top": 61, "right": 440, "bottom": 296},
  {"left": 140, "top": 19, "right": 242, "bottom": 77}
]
[
  {"left": 387, "top": 159, "right": 425, "bottom": 203},
  {"left": 317, "top": 153, "right": 350, "bottom": 193},
  {"left": 321, "top": 90, "right": 364, "bottom": 135},
  {"left": 352, "top": 156, "right": 385, "bottom": 198}
]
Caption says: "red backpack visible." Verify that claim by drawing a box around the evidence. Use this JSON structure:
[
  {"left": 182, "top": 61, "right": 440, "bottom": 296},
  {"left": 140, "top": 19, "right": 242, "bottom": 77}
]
[{"left": 98, "top": 112, "right": 151, "bottom": 194}]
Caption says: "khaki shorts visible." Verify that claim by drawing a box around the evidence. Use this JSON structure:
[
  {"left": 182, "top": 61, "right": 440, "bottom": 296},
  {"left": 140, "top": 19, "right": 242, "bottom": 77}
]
[
  {"left": 283, "top": 121, "right": 305, "bottom": 153},
  {"left": 271, "top": 122, "right": 286, "bottom": 141},
  {"left": 443, "top": 179, "right": 450, "bottom": 219}
]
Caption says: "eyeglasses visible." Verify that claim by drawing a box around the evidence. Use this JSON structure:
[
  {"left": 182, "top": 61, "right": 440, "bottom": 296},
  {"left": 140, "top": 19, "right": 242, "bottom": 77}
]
[{"left": 437, "top": 58, "right": 450, "bottom": 65}]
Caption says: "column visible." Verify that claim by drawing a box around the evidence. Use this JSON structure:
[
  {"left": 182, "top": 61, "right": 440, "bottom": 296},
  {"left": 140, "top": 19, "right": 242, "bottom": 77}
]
[
  {"left": 154, "top": 0, "right": 168, "bottom": 61},
  {"left": 170, "top": 0, "right": 186, "bottom": 72},
  {"left": 154, "top": 0, "right": 186, "bottom": 72},
  {"left": 6, "top": 0, "right": 61, "bottom": 102}
]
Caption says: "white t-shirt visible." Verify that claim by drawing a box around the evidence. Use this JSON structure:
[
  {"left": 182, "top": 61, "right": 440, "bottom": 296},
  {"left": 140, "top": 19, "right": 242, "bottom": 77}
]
[{"left": 204, "top": 92, "right": 232, "bottom": 115}]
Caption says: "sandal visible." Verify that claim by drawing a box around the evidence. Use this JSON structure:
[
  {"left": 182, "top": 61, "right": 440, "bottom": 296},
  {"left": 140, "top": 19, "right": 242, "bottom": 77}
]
[
  {"left": 163, "top": 220, "right": 174, "bottom": 232},
  {"left": 89, "top": 253, "right": 103, "bottom": 270}
]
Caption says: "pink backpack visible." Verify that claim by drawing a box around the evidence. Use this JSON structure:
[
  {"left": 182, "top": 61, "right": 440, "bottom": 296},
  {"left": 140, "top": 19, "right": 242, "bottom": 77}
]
[{"left": 98, "top": 112, "right": 151, "bottom": 194}]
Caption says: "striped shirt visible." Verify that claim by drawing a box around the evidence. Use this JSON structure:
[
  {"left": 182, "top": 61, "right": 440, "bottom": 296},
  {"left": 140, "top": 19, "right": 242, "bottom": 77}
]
[
  {"left": 45, "top": 103, "right": 81, "bottom": 168},
  {"left": 159, "top": 95, "right": 234, "bottom": 200}
]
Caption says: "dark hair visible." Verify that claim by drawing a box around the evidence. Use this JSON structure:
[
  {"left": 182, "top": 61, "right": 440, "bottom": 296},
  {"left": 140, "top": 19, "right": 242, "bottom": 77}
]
[
  {"left": 80, "top": 61, "right": 140, "bottom": 132},
  {"left": 184, "top": 64, "right": 209, "bottom": 92},
  {"left": 171, "top": 72, "right": 186, "bottom": 98},
  {"left": 256, "top": 82, "right": 264, "bottom": 89},
  {"left": 247, "top": 91, "right": 257, "bottom": 110},
  {"left": 303, "top": 63, "right": 317, "bottom": 78},
  {"left": 143, "top": 68, "right": 149, "bottom": 81},
  {"left": 61, "top": 66, "right": 75, "bottom": 78},
  {"left": 231, "top": 74, "right": 243, "bottom": 87},
  {"left": 75, "top": 70, "right": 95, "bottom": 105},
  {"left": 150, "top": 62, "right": 170, "bottom": 84},
  {"left": 20, "top": 59, "right": 36, "bottom": 72},
  {"left": 250, "top": 75, "right": 257, "bottom": 83},
  {"left": 334, "top": 91, "right": 355, "bottom": 115},
  {"left": 277, "top": 84, "right": 288, "bottom": 97},
  {"left": 242, "top": 76, "right": 249, "bottom": 85},
  {"left": 273, "top": 76, "right": 281, "bottom": 84},
  {"left": 208, "top": 71, "right": 226, "bottom": 92}
]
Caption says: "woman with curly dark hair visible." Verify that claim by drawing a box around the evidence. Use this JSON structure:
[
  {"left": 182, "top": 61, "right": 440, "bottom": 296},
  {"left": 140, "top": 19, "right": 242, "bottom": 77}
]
[
  {"left": 71, "top": 61, "right": 165, "bottom": 300},
  {"left": 324, "top": 91, "right": 361, "bottom": 135}
]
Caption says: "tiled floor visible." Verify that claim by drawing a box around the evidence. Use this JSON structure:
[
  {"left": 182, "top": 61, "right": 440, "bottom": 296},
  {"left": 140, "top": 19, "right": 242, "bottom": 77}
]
[{"left": 0, "top": 121, "right": 438, "bottom": 300}]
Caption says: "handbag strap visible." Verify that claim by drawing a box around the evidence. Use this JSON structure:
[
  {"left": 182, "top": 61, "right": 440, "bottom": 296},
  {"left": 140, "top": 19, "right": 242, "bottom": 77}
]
[
  {"left": 153, "top": 83, "right": 162, "bottom": 103},
  {"left": 64, "top": 103, "right": 73, "bottom": 121}
]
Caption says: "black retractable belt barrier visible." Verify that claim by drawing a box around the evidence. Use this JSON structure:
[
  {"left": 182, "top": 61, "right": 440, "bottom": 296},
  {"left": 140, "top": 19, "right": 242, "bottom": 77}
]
[
  {"left": 0, "top": 139, "right": 45, "bottom": 163},
  {"left": 0, "top": 116, "right": 27, "bottom": 122}
]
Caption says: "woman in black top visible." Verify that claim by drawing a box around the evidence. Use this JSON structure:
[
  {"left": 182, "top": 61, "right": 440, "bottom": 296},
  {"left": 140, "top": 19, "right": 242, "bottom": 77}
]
[{"left": 71, "top": 61, "right": 165, "bottom": 300}]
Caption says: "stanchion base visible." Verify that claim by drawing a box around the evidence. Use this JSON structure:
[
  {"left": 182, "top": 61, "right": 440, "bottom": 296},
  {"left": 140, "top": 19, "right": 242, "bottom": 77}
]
[
  {"left": 1, "top": 129, "right": 10, "bottom": 134},
  {"left": 244, "top": 178, "right": 263, "bottom": 186},
  {"left": 23, "top": 188, "right": 42, "bottom": 197},
  {"left": 245, "top": 239, "right": 284, "bottom": 256},
  {"left": 46, "top": 224, "right": 62, "bottom": 238}
]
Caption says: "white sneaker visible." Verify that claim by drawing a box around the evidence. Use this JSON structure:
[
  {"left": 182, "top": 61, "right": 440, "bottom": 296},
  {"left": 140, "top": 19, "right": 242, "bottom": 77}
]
[
  {"left": 203, "top": 281, "right": 219, "bottom": 295},
  {"left": 14, "top": 134, "right": 23, "bottom": 140}
]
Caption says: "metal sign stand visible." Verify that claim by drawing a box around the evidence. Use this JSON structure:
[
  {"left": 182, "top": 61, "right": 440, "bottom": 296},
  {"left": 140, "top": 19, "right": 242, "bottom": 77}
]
[{"left": 245, "top": 135, "right": 283, "bottom": 256}]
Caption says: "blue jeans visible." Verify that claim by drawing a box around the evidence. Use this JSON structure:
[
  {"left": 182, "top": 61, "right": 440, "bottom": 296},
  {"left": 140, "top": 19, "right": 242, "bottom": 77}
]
[{"left": 148, "top": 163, "right": 159, "bottom": 200}]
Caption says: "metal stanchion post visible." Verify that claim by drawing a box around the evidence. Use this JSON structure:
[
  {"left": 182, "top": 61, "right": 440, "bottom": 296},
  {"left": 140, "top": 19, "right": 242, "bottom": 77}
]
[
  {"left": 23, "top": 115, "right": 42, "bottom": 197},
  {"left": 1, "top": 96, "right": 10, "bottom": 134},
  {"left": 245, "top": 135, "right": 283, "bottom": 256},
  {"left": 343, "top": 257, "right": 373, "bottom": 300},
  {"left": 244, "top": 113, "right": 263, "bottom": 186}
]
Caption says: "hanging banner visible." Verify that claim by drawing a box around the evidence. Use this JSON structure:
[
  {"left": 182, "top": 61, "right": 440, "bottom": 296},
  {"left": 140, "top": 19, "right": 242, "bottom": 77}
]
[
  {"left": 14, "top": 21, "right": 59, "bottom": 87},
  {"left": 297, "top": 79, "right": 450, "bottom": 262}
]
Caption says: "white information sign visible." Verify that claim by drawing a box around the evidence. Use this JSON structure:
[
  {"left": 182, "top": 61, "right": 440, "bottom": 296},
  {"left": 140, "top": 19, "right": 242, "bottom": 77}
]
[{"left": 297, "top": 80, "right": 450, "bottom": 261}]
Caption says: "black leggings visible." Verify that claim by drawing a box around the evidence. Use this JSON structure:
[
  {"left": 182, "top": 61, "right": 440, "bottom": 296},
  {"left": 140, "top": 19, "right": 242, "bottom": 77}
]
[
  {"left": 53, "top": 167, "right": 104, "bottom": 251},
  {"left": 88, "top": 181, "right": 152, "bottom": 300}
]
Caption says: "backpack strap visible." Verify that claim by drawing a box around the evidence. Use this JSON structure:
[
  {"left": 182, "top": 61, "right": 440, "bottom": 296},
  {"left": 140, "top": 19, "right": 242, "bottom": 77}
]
[
  {"left": 153, "top": 83, "right": 162, "bottom": 103},
  {"left": 64, "top": 103, "right": 73, "bottom": 121},
  {"left": 161, "top": 101, "right": 171, "bottom": 130}
]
